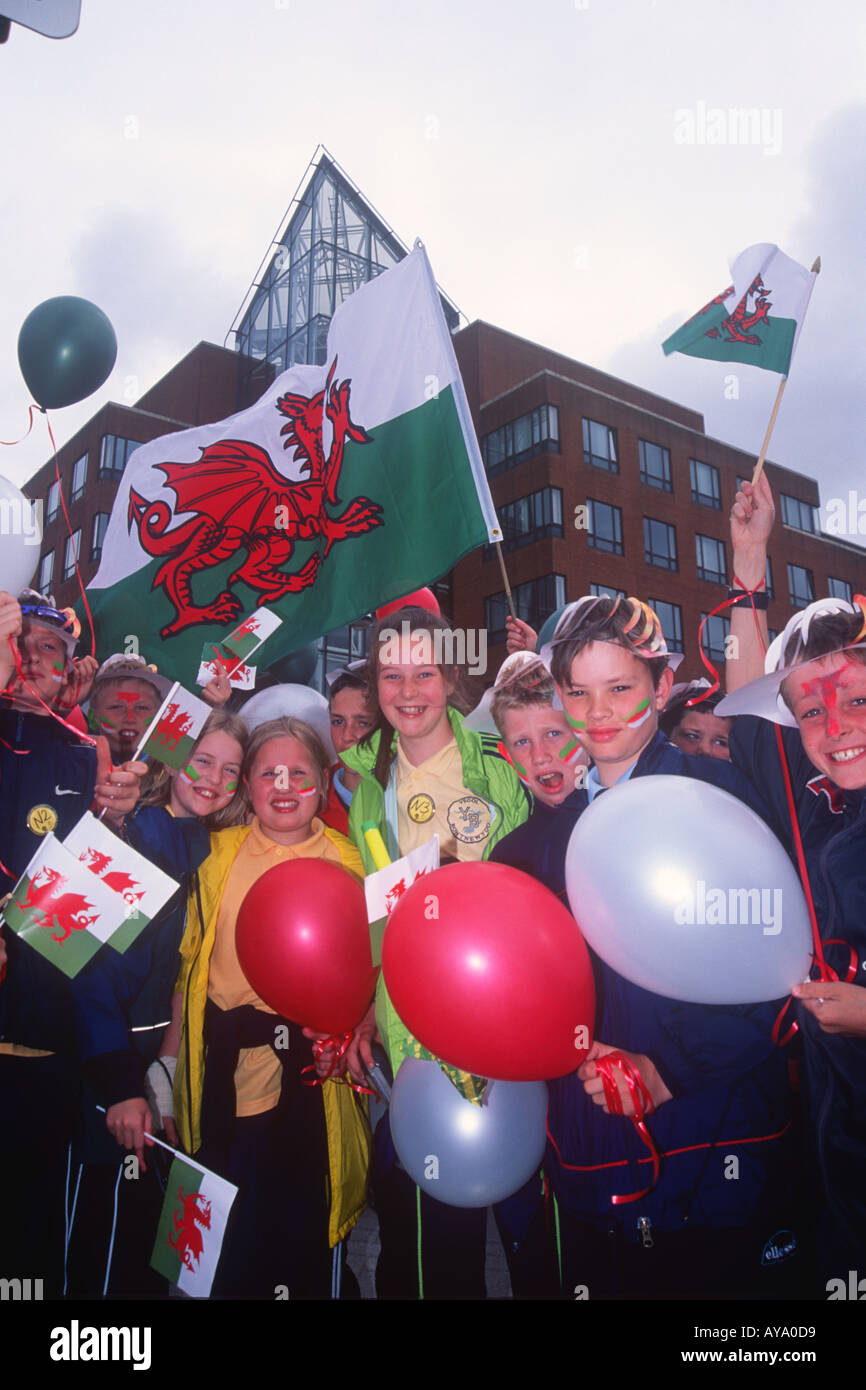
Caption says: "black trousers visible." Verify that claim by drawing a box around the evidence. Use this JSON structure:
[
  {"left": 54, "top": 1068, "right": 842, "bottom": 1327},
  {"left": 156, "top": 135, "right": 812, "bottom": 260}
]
[{"left": 374, "top": 1162, "right": 488, "bottom": 1300}]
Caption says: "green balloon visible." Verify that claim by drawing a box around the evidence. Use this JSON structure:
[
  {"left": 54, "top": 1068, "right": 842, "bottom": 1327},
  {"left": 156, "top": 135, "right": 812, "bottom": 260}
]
[
  {"left": 18, "top": 296, "right": 117, "bottom": 409},
  {"left": 536, "top": 605, "right": 569, "bottom": 653}
]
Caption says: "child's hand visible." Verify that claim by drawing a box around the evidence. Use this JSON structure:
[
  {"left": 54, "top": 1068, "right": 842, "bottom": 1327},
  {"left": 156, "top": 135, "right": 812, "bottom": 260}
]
[
  {"left": 105, "top": 1097, "right": 154, "bottom": 1172},
  {"left": 302, "top": 1028, "right": 349, "bottom": 1079},
  {"left": 0, "top": 592, "right": 22, "bottom": 692},
  {"left": 793, "top": 981, "right": 866, "bottom": 1037},
  {"left": 93, "top": 741, "right": 147, "bottom": 823},
  {"left": 578, "top": 1040, "right": 672, "bottom": 1116},
  {"left": 730, "top": 472, "right": 775, "bottom": 590},
  {"left": 201, "top": 667, "right": 232, "bottom": 707},
  {"left": 342, "top": 1001, "right": 380, "bottom": 1086},
  {"left": 505, "top": 615, "right": 537, "bottom": 655},
  {"left": 56, "top": 654, "right": 98, "bottom": 711}
]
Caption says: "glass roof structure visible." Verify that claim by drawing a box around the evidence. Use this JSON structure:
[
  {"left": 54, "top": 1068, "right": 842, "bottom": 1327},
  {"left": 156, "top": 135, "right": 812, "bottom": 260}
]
[{"left": 230, "top": 148, "right": 459, "bottom": 383}]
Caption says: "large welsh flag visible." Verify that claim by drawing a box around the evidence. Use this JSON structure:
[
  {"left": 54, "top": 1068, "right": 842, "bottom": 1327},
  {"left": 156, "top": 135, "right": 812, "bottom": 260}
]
[
  {"left": 87, "top": 245, "right": 500, "bottom": 683},
  {"left": 662, "top": 243, "right": 817, "bottom": 375}
]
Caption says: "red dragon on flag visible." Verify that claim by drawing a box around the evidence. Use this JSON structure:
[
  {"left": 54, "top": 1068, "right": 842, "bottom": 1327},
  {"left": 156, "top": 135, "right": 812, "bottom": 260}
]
[
  {"left": 127, "top": 360, "right": 383, "bottom": 638},
  {"left": 153, "top": 703, "right": 196, "bottom": 752},
  {"left": 16, "top": 866, "right": 99, "bottom": 943},
  {"left": 168, "top": 1189, "right": 212, "bottom": 1272}
]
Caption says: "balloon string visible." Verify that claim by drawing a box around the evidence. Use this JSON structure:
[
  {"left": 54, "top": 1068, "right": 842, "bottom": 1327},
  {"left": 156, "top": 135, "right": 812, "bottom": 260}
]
[
  {"left": 43, "top": 413, "right": 96, "bottom": 659},
  {"left": 546, "top": 1111, "right": 792, "bottom": 1172},
  {"left": 0, "top": 403, "right": 45, "bottom": 446},
  {"left": 593, "top": 1052, "right": 661, "bottom": 1204},
  {"left": 301, "top": 1033, "right": 376, "bottom": 1097},
  {"left": 691, "top": 577, "right": 766, "bottom": 702}
]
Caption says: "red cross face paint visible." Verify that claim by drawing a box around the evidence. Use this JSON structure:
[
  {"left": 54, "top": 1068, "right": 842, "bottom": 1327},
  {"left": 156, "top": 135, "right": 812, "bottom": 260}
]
[
  {"left": 783, "top": 654, "right": 866, "bottom": 790},
  {"left": 94, "top": 679, "right": 161, "bottom": 760},
  {"left": 498, "top": 706, "right": 583, "bottom": 807}
]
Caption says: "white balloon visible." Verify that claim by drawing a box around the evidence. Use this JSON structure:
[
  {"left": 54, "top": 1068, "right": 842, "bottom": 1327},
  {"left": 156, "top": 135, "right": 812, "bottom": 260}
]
[
  {"left": 0, "top": 475, "right": 41, "bottom": 594},
  {"left": 565, "top": 775, "right": 812, "bottom": 1005},
  {"left": 239, "top": 682, "right": 337, "bottom": 763}
]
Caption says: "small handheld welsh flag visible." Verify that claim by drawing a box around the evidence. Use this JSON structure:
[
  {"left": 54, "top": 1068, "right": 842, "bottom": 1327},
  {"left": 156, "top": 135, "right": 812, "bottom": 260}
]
[
  {"left": 662, "top": 243, "right": 817, "bottom": 376},
  {"left": 138, "top": 682, "right": 211, "bottom": 769},
  {"left": 63, "top": 812, "right": 179, "bottom": 954},
  {"left": 150, "top": 1152, "right": 237, "bottom": 1298}
]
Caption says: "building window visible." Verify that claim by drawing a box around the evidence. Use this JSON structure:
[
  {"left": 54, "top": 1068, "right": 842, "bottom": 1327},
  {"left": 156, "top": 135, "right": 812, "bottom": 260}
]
[
  {"left": 38, "top": 550, "right": 55, "bottom": 594},
  {"left": 764, "top": 558, "right": 774, "bottom": 600},
  {"left": 99, "top": 435, "right": 140, "bottom": 479},
  {"left": 701, "top": 612, "right": 731, "bottom": 664},
  {"left": 46, "top": 480, "right": 60, "bottom": 524},
  {"left": 590, "top": 583, "right": 626, "bottom": 602},
  {"left": 63, "top": 530, "right": 81, "bottom": 581},
  {"left": 788, "top": 564, "right": 815, "bottom": 610},
  {"left": 644, "top": 517, "right": 677, "bottom": 570},
  {"left": 582, "top": 418, "right": 618, "bottom": 473},
  {"left": 639, "top": 440, "right": 672, "bottom": 492},
  {"left": 587, "top": 499, "right": 623, "bottom": 555},
  {"left": 649, "top": 598, "right": 684, "bottom": 654},
  {"left": 481, "top": 404, "right": 559, "bottom": 476},
  {"left": 90, "top": 512, "right": 109, "bottom": 563},
  {"left": 310, "top": 620, "right": 370, "bottom": 697},
  {"left": 828, "top": 576, "right": 853, "bottom": 602},
  {"left": 70, "top": 453, "right": 88, "bottom": 503},
  {"left": 690, "top": 459, "right": 721, "bottom": 509},
  {"left": 485, "top": 574, "right": 566, "bottom": 645},
  {"left": 781, "top": 493, "right": 818, "bottom": 534},
  {"left": 485, "top": 488, "right": 563, "bottom": 557},
  {"left": 696, "top": 534, "right": 727, "bottom": 585}
]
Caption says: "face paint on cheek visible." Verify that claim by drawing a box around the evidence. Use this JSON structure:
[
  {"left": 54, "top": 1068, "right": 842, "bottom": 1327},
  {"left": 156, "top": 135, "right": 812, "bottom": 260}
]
[
  {"left": 625, "top": 696, "right": 652, "bottom": 728},
  {"left": 180, "top": 764, "right": 201, "bottom": 784},
  {"left": 98, "top": 716, "right": 119, "bottom": 732},
  {"left": 50, "top": 660, "right": 64, "bottom": 684},
  {"left": 559, "top": 737, "right": 583, "bottom": 765},
  {"left": 297, "top": 780, "right": 318, "bottom": 797},
  {"left": 496, "top": 741, "right": 529, "bottom": 785},
  {"left": 225, "top": 780, "right": 238, "bottom": 793},
  {"left": 564, "top": 712, "right": 587, "bottom": 731}
]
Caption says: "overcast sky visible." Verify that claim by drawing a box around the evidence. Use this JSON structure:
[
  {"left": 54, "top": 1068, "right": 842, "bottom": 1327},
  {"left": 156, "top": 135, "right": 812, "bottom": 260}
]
[{"left": 1, "top": 0, "right": 863, "bottom": 540}]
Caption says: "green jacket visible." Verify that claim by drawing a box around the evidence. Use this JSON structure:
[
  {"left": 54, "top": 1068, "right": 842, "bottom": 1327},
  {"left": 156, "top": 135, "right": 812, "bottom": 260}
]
[{"left": 342, "top": 707, "right": 529, "bottom": 1083}]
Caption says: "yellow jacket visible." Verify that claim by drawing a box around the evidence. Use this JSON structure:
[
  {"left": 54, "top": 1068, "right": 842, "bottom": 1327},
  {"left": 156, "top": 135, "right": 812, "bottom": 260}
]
[{"left": 173, "top": 822, "right": 371, "bottom": 1247}]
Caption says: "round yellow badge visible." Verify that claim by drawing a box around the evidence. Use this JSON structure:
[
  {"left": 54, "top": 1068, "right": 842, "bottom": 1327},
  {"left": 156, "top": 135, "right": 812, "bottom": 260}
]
[
  {"left": 408, "top": 793, "right": 435, "bottom": 824},
  {"left": 27, "top": 804, "right": 58, "bottom": 836}
]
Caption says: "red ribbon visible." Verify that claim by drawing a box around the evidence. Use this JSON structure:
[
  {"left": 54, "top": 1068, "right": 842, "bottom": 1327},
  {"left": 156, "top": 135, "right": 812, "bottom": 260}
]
[
  {"left": 0, "top": 403, "right": 44, "bottom": 446},
  {"left": 591, "top": 1051, "right": 662, "bottom": 1205},
  {"left": 302, "top": 1033, "right": 376, "bottom": 1097},
  {"left": 3, "top": 635, "right": 99, "bottom": 747},
  {"left": 42, "top": 415, "right": 96, "bottom": 659}
]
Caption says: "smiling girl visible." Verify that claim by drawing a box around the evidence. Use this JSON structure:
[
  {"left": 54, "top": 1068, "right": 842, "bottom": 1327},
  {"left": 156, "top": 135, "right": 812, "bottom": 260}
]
[
  {"left": 341, "top": 606, "right": 529, "bottom": 1299},
  {"left": 164, "top": 716, "right": 369, "bottom": 1299}
]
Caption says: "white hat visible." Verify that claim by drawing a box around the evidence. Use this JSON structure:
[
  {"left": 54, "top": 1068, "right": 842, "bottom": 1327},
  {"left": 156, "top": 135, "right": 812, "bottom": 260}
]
[
  {"left": 239, "top": 683, "right": 337, "bottom": 763},
  {"left": 716, "top": 596, "right": 866, "bottom": 726}
]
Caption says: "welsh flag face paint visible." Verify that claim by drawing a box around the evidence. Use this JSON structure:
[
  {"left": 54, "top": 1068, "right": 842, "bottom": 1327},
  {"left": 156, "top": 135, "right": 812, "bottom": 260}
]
[
  {"left": 625, "top": 696, "right": 653, "bottom": 729},
  {"left": 497, "top": 741, "right": 530, "bottom": 785},
  {"left": 565, "top": 712, "right": 587, "bottom": 732},
  {"left": 180, "top": 763, "right": 201, "bottom": 784},
  {"left": 50, "top": 660, "right": 64, "bottom": 684},
  {"left": 225, "top": 780, "right": 238, "bottom": 794},
  {"left": 296, "top": 780, "right": 318, "bottom": 798},
  {"left": 559, "top": 737, "right": 583, "bottom": 765}
]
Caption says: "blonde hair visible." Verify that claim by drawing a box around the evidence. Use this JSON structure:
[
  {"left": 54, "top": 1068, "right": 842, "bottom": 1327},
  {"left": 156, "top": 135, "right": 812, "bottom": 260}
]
[{"left": 139, "top": 709, "right": 249, "bottom": 829}]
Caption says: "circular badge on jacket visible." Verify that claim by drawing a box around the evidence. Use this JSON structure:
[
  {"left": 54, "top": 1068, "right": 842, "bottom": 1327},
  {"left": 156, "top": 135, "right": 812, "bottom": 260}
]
[
  {"left": 408, "top": 793, "right": 435, "bottom": 824},
  {"left": 26, "top": 804, "right": 58, "bottom": 836},
  {"left": 447, "top": 796, "right": 492, "bottom": 844}
]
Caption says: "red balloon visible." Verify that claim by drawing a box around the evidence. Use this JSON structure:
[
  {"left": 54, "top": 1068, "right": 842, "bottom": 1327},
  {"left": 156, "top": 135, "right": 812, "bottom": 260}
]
[
  {"left": 236, "top": 859, "right": 378, "bottom": 1035},
  {"left": 375, "top": 588, "right": 441, "bottom": 621},
  {"left": 382, "top": 863, "right": 595, "bottom": 1081}
]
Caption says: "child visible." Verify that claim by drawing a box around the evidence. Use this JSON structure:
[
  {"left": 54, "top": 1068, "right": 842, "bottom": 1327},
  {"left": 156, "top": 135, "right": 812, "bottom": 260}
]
[
  {"left": 164, "top": 716, "right": 369, "bottom": 1298},
  {"left": 326, "top": 662, "right": 376, "bottom": 830},
  {"left": 661, "top": 679, "right": 734, "bottom": 761},
  {"left": 0, "top": 591, "right": 145, "bottom": 1296},
  {"left": 341, "top": 606, "right": 529, "bottom": 1300},
  {"left": 494, "top": 595, "right": 800, "bottom": 1300},
  {"left": 65, "top": 711, "right": 248, "bottom": 1297},
  {"left": 717, "top": 471, "right": 866, "bottom": 1290}
]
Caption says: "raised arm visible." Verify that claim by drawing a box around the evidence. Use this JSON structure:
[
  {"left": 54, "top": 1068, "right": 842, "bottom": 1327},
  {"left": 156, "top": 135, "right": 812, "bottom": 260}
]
[{"left": 726, "top": 471, "right": 775, "bottom": 694}]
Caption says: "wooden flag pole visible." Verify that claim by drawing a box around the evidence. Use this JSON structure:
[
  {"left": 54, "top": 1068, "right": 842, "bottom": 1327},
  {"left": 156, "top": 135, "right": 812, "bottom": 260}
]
[
  {"left": 494, "top": 540, "right": 518, "bottom": 622},
  {"left": 752, "top": 256, "right": 820, "bottom": 485}
]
